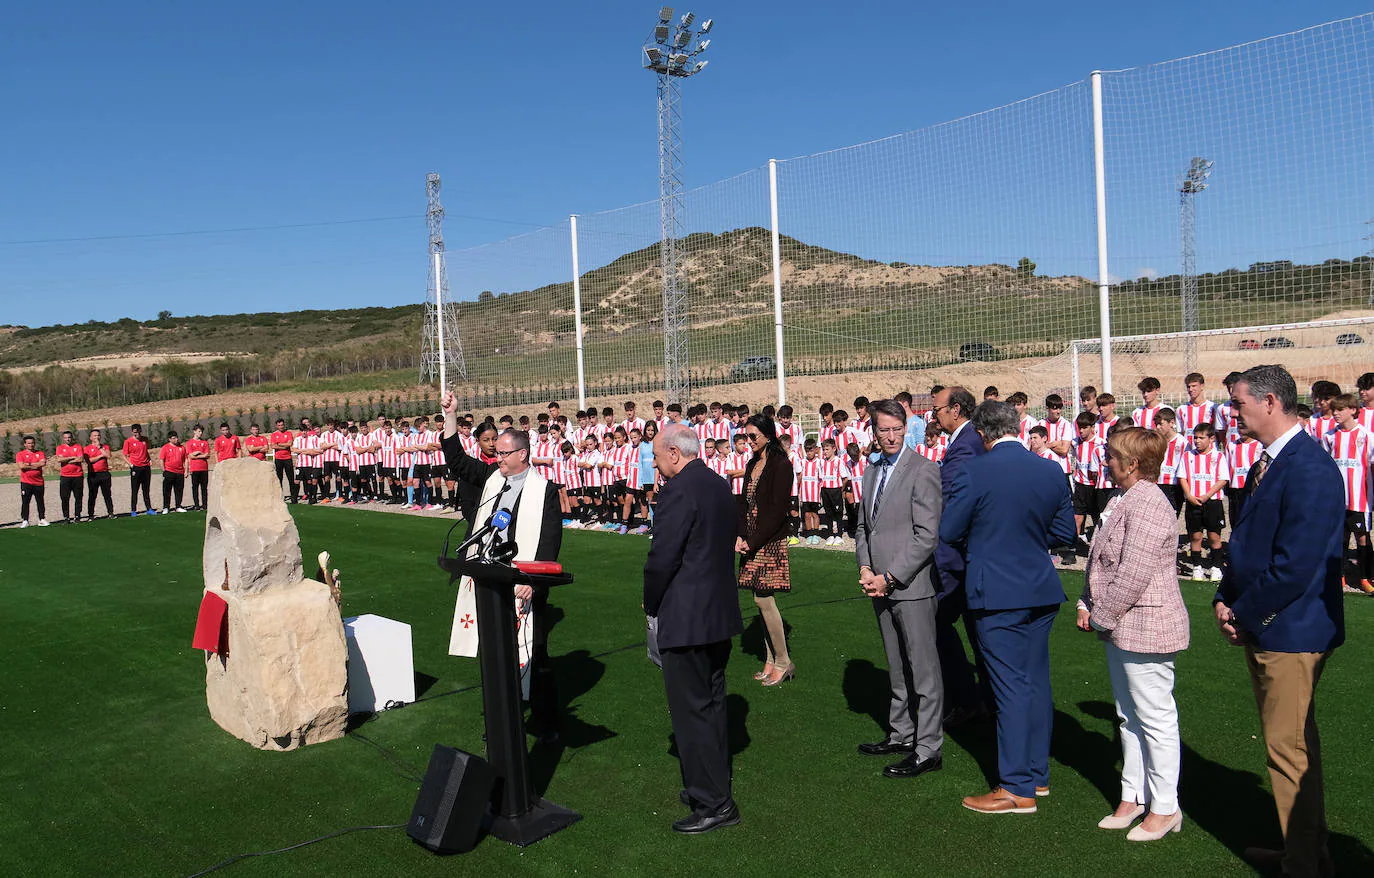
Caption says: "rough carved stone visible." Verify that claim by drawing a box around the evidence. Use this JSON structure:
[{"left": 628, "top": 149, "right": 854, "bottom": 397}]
[{"left": 202, "top": 458, "right": 348, "bottom": 750}]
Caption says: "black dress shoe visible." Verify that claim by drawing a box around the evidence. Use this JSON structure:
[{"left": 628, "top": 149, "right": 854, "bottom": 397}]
[
  {"left": 858, "top": 740, "right": 915, "bottom": 756},
  {"left": 883, "top": 753, "right": 943, "bottom": 779},
  {"left": 672, "top": 802, "right": 740, "bottom": 834}
]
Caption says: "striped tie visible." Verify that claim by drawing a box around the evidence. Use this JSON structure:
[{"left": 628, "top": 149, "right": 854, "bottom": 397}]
[{"left": 1247, "top": 452, "right": 1271, "bottom": 495}]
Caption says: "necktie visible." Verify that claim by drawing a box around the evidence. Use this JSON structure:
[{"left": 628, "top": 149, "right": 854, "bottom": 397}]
[
  {"left": 871, "top": 459, "right": 892, "bottom": 520},
  {"left": 1248, "top": 452, "right": 1271, "bottom": 495}
]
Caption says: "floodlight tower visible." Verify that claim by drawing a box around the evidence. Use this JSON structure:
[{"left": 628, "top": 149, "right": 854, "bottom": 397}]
[
  {"left": 1179, "top": 156, "right": 1213, "bottom": 374},
  {"left": 420, "top": 172, "right": 468, "bottom": 388},
  {"left": 643, "top": 7, "right": 713, "bottom": 405}
]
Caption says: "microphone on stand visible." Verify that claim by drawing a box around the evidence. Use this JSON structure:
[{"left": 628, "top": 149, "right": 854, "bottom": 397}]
[{"left": 442, "top": 483, "right": 510, "bottom": 558}]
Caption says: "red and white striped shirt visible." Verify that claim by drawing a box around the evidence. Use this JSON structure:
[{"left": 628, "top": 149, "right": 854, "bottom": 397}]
[
  {"left": 553, "top": 454, "right": 579, "bottom": 489},
  {"left": 393, "top": 432, "right": 415, "bottom": 468},
  {"left": 1323, "top": 426, "right": 1374, "bottom": 512},
  {"left": 1018, "top": 415, "right": 1042, "bottom": 447},
  {"left": 293, "top": 431, "right": 321, "bottom": 467},
  {"left": 1042, "top": 417, "right": 1074, "bottom": 446},
  {"left": 1071, "top": 436, "right": 1097, "bottom": 486},
  {"left": 844, "top": 455, "right": 868, "bottom": 502},
  {"left": 607, "top": 443, "right": 635, "bottom": 482},
  {"left": 354, "top": 430, "right": 378, "bottom": 467},
  {"left": 776, "top": 422, "right": 804, "bottom": 449},
  {"left": 1157, "top": 434, "right": 1189, "bottom": 485},
  {"left": 819, "top": 423, "right": 838, "bottom": 444},
  {"left": 914, "top": 443, "right": 945, "bottom": 464},
  {"left": 818, "top": 456, "right": 844, "bottom": 488},
  {"left": 1228, "top": 439, "right": 1264, "bottom": 490},
  {"left": 622, "top": 416, "right": 646, "bottom": 436},
  {"left": 1178, "top": 446, "right": 1229, "bottom": 498},
  {"left": 1177, "top": 401, "right": 1215, "bottom": 435},
  {"left": 704, "top": 454, "right": 729, "bottom": 480},
  {"left": 1094, "top": 416, "right": 1119, "bottom": 442},
  {"left": 1092, "top": 441, "right": 1115, "bottom": 490},
  {"left": 787, "top": 451, "right": 801, "bottom": 497},
  {"left": 424, "top": 429, "right": 444, "bottom": 466},
  {"left": 700, "top": 419, "right": 729, "bottom": 442},
  {"left": 1359, "top": 407, "right": 1374, "bottom": 434},
  {"left": 378, "top": 431, "right": 399, "bottom": 468},
  {"left": 336, "top": 433, "right": 354, "bottom": 469},
  {"left": 726, "top": 451, "right": 749, "bottom": 495},
  {"left": 579, "top": 450, "right": 605, "bottom": 488},
  {"left": 1037, "top": 448, "right": 1066, "bottom": 473},
  {"left": 533, "top": 438, "right": 558, "bottom": 481},
  {"left": 459, "top": 432, "right": 479, "bottom": 457},
  {"left": 836, "top": 426, "right": 871, "bottom": 454},
  {"left": 1306, "top": 415, "right": 1336, "bottom": 442},
  {"left": 797, "top": 457, "right": 821, "bottom": 503},
  {"left": 319, "top": 430, "right": 343, "bottom": 464},
  {"left": 1131, "top": 405, "right": 1161, "bottom": 429}
]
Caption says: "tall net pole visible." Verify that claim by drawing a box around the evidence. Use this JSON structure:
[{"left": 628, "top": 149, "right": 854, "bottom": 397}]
[
  {"left": 644, "top": 7, "right": 713, "bottom": 405},
  {"left": 1179, "top": 157, "right": 1212, "bottom": 375},
  {"left": 420, "top": 172, "right": 468, "bottom": 387}
]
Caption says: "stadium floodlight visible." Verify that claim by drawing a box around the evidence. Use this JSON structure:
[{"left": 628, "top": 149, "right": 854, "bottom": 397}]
[
  {"left": 641, "top": 8, "right": 715, "bottom": 405},
  {"left": 700, "top": 18, "right": 712, "bottom": 33},
  {"left": 1179, "top": 156, "right": 1214, "bottom": 372},
  {"left": 1181, "top": 156, "right": 1214, "bottom": 193}
]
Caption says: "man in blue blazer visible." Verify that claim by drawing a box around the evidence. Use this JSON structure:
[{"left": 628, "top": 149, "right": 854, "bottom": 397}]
[
  {"left": 931, "top": 387, "right": 992, "bottom": 726},
  {"left": 939, "top": 400, "right": 1076, "bottom": 814},
  {"left": 1215, "top": 365, "right": 1344, "bottom": 877}
]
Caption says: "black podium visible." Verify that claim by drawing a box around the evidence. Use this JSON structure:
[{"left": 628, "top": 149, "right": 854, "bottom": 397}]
[{"left": 438, "top": 555, "right": 581, "bottom": 847}]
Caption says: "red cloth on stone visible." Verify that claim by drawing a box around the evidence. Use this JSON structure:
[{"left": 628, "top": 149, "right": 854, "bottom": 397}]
[{"left": 193, "top": 592, "right": 229, "bottom": 655}]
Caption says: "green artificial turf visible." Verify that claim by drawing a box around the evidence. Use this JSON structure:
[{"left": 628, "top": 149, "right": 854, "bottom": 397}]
[{"left": 2, "top": 508, "right": 1371, "bottom": 877}]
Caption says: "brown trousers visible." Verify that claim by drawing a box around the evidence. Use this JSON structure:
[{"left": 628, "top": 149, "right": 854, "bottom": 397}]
[{"left": 1245, "top": 647, "right": 1331, "bottom": 877}]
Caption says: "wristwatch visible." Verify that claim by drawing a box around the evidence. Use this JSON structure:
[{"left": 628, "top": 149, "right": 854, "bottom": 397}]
[{"left": 884, "top": 572, "right": 897, "bottom": 593}]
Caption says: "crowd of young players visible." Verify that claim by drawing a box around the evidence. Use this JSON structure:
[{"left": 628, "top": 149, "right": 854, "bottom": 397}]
[{"left": 13, "top": 371, "right": 1374, "bottom": 594}]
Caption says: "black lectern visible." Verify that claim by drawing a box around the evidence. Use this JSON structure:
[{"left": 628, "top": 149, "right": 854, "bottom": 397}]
[{"left": 438, "top": 555, "right": 580, "bottom": 847}]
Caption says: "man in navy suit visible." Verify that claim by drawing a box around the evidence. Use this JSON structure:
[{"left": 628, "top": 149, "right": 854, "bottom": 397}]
[
  {"left": 932, "top": 386, "right": 991, "bottom": 726},
  {"left": 644, "top": 425, "right": 745, "bottom": 835},
  {"left": 1216, "top": 365, "right": 1345, "bottom": 877},
  {"left": 940, "top": 401, "right": 1076, "bottom": 814}
]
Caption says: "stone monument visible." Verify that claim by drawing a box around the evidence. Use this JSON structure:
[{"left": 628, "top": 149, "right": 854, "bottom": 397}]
[{"left": 200, "top": 458, "right": 348, "bottom": 750}]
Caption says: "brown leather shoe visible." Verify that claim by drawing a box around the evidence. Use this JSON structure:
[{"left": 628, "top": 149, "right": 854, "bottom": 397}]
[
  {"left": 962, "top": 788, "right": 1037, "bottom": 814},
  {"left": 1035, "top": 785, "right": 1050, "bottom": 797}
]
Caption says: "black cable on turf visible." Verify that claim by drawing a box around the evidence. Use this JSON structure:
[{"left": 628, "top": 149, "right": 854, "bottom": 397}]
[{"left": 185, "top": 823, "right": 406, "bottom": 878}]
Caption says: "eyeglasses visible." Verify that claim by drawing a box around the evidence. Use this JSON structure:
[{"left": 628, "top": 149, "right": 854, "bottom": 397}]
[
  {"left": 745, "top": 432, "right": 763, "bottom": 440},
  {"left": 494, "top": 449, "right": 523, "bottom": 458},
  {"left": 930, "top": 405, "right": 949, "bottom": 415},
  {"left": 874, "top": 427, "right": 904, "bottom": 435}
]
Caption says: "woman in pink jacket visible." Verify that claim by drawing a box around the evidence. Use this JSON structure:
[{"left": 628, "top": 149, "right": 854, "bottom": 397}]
[{"left": 1077, "top": 426, "right": 1190, "bottom": 842}]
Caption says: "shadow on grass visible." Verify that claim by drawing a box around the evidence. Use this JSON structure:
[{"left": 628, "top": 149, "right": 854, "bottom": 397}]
[
  {"left": 414, "top": 671, "right": 439, "bottom": 700},
  {"left": 1050, "top": 703, "right": 1122, "bottom": 804},
  {"left": 740, "top": 612, "right": 794, "bottom": 667},
  {"left": 531, "top": 648, "right": 617, "bottom": 797},
  {"left": 842, "top": 658, "right": 888, "bottom": 731}
]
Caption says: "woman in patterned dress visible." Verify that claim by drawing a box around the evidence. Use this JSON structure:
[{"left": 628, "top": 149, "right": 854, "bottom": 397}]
[{"left": 736, "top": 414, "right": 796, "bottom": 686}]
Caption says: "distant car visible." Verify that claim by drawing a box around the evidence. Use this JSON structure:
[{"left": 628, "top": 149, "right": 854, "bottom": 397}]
[
  {"left": 729, "top": 355, "right": 776, "bottom": 381},
  {"left": 1337, "top": 333, "right": 1364, "bottom": 346},
  {"left": 1262, "top": 337, "right": 1295, "bottom": 349},
  {"left": 1238, "top": 338, "right": 1260, "bottom": 350},
  {"left": 959, "top": 341, "right": 1001, "bottom": 362}
]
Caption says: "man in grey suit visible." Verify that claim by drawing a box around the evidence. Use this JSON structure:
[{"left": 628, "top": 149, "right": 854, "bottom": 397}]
[{"left": 854, "top": 398, "right": 945, "bottom": 778}]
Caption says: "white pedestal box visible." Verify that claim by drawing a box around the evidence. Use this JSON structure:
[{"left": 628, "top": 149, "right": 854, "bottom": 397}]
[{"left": 343, "top": 614, "right": 416, "bottom": 714}]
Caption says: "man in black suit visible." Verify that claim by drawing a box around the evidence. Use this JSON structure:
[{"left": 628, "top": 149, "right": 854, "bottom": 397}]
[
  {"left": 932, "top": 386, "right": 992, "bottom": 726},
  {"left": 644, "top": 424, "right": 744, "bottom": 834}
]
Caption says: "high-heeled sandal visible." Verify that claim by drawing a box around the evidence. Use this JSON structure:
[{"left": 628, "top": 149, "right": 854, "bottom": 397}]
[
  {"left": 761, "top": 664, "right": 795, "bottom": 686},
  {"left": 753, "top": 664, "right": 775, "bottom": 681}
]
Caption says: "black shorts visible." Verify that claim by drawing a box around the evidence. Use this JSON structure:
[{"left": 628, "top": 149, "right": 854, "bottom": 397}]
[
  {"left": 1072, "top": 482, "right": 1095, "bottom": 515},
  {"left": 1345, "top": 510, "right": 1369, "bottom": 536},
  {"left": 1185, "top": 498, "right": 1225, "bottom": 534},
  {"left": 323, "top": 461, "right": 340, "bottom": 477},
  {"left": 296, "top": 465, "right": 316, "bottom": 480},
  {"left": 412, "top": 464, "right": 431, "bottom": 481},
  {"left": 801, "top": 501, "right": 821, "bottom": 514},
  {"left": 359, "top": 464, "right": 376, "bottom": 479},
  {"left": 1159, "top": 483, "right": 1185, "bottom": 515}
]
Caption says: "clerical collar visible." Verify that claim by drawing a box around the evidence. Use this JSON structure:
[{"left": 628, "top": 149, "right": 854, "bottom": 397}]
[{"left": 499, "top": 468, "right": 530, "bottom": 512}]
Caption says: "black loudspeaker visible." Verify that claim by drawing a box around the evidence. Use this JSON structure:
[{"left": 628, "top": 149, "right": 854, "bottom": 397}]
[{"left": 407, "top": 745, "right": 496, "bottom": 854}]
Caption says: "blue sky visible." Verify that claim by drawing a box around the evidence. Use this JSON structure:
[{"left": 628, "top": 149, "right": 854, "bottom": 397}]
[{"left": 2, "top": 1, "right": 1371, "bottom": 328}]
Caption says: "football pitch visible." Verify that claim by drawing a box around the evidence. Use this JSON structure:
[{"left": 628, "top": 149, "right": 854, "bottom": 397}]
[{"left": 2, "top": 508, "right": 1372, "bottom": 877}]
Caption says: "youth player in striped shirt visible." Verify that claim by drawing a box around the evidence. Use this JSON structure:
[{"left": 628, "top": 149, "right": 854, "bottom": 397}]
[
  {"left": 1306, "top": 380, "right": 1340, "bottom": 441},
  {"left": 1179, "top": 422, "right": 1229, "bottom": 581},
  {"left": 702, "top": 438, "right": 730, "bottom": 480},
  {"left": 818, "top": 438, "right": 845, "bottom": 545},
  {"left": 1070, "top": 411, "right": 1100, "bottom": 548},
  {"left": 797, "top": 438, "right": 823, "bottom": 545},
  {"left": 316, "top": 420, "right": 342, "bottom": 503},
  {"left": 293, "top": 425, "right": 323, "bottom": 505},
  {"left": 841, "top": 441, "right": 867, "bottom": 539},
  {"left": 914, "top": 422, "right": 946, "bottom": 462},
  {"left": 1094, "top": 393, "right": 1119, "bottom": 441},
  {"left": 774, "top": 405, "right": 804, "bottom": 449},
  {"left": 1041, "top": 394, "right": 1074, "bottom": 464},
  {"left": 1152, "top": 408, "right": 1189, "bottom": 516},
  {"left": 1211, "top": 371, "right": 1244, "bottom": 447},
  {"left": 1030, "top": 425, "right": 1075, "bottom": 566},
  {"left": 622, "top": 401, "right": 645, "bottom": 437},
  {"left": 1131, "top": 376, "right": 1162, "bottom": 428},
  {"left": 1357, "top": 372, "right": 1374, "bottom": 433},
  {"left": 1177, "top": 372, "right": 1214, "bottom": 434},
  {"left": 1226, "top": 430, "right": 1263, "bottom": 529},
  {"left": 1008, "top": 392, "right": 1040, "bottom": 447},
  {"left": 724, "top": 433, "right": 750, "bottom": 496},
  {"left": 1326, "top": 393, "right": 1374, "bottom": 592},
  {"left": 780, "top": 434, "right": 802, "bottom": 545},
  {"left": 577, "top": 434, "right": 605, "bottom": 524}
]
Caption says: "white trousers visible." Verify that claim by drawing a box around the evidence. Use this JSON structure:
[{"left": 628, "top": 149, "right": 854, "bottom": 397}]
[{"left": 1105, "top": 642, "right": 1181, "bottom": 815}]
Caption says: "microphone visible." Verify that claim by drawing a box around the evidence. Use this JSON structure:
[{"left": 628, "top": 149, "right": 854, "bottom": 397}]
[
  {"left": 441, "top": 483, "right": 510, "bottom": 558},
  {"left": 457, "top": 508, "right": 511, "bottom": 559}
]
